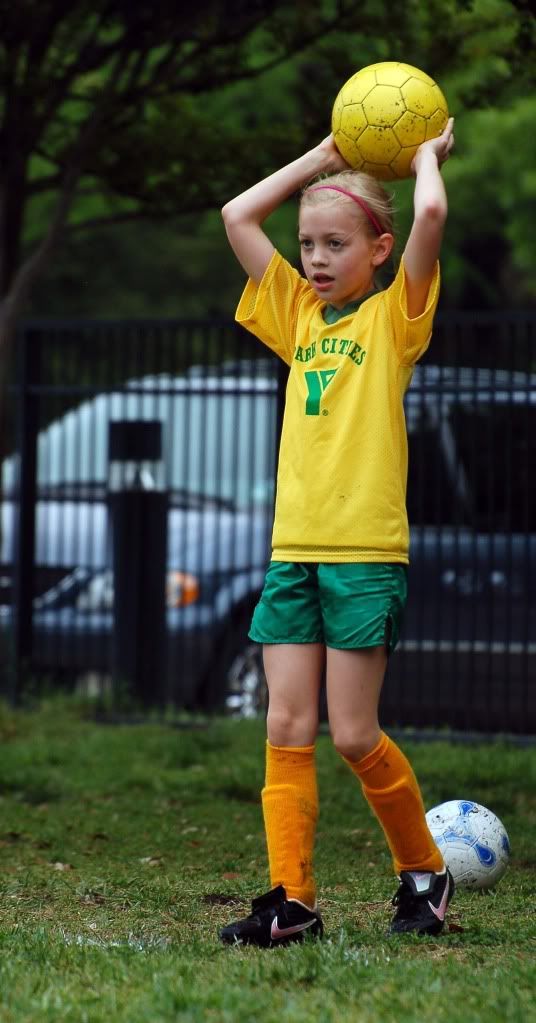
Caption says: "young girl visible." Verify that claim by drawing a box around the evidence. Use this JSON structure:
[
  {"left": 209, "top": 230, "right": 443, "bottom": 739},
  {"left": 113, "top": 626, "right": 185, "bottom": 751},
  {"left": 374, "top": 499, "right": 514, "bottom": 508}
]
[{"left": 220, "top": 120, "right": 455, "bottom": 946}]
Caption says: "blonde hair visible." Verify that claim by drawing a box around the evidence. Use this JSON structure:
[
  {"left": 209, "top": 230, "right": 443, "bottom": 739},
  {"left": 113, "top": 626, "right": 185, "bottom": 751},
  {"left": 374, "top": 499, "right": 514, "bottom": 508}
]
[{"left": 301, "top": 169, "right": 395, "bottom": 238}]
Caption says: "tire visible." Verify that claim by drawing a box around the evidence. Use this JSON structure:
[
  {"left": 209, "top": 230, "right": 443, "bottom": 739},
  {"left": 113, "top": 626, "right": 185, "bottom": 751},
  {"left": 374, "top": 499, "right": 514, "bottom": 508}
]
[{"left": 224, "top": 638, "right": 267, "bottom": 718}]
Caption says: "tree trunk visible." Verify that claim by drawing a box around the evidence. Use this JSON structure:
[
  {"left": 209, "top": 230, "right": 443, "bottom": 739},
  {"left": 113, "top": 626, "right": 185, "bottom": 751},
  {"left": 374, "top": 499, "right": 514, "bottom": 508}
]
[{"left": 0, "top": 169, "right": 81, "bottom": 558}]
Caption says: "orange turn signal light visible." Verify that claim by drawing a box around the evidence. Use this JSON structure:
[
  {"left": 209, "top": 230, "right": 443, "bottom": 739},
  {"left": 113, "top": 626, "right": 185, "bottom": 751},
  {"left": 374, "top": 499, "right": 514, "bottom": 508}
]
[{"left": 166, "top": 571, "right": 200, "bottom": 607}]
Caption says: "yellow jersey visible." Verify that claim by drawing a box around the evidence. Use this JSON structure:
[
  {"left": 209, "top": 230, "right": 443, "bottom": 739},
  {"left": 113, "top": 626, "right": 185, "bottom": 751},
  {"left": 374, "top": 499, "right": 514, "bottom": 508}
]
[{"left": 236, "top": 250, "right": 440, "bottom": 563}]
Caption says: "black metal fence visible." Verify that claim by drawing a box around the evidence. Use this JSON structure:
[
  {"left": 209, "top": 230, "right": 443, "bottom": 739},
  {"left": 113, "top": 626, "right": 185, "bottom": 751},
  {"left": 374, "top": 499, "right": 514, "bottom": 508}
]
[{"left": 1, "top": 311, "right": 535, "bottom": 733}]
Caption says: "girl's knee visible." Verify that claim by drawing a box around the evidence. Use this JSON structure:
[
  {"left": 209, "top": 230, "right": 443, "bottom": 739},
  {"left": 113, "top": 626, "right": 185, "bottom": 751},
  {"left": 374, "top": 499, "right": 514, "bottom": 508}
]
[
  {"left": 331, "top": 724, "right": 381, "bottom": 763},
  {"left": 266, "top": 705, "right": 318, "bottom": 748}
]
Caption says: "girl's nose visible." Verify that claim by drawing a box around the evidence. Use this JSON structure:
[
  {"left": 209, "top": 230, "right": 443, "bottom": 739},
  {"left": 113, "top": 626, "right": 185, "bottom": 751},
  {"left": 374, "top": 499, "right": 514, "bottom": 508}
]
[{"left": 311, "top": 248, "right": 328, "bottom": 265}]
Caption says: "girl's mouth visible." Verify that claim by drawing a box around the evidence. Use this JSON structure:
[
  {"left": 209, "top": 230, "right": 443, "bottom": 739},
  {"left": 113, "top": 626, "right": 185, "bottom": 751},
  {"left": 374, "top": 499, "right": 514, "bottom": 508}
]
[{"left": 312, "top": 274, "right": 334, "bottom": 290}]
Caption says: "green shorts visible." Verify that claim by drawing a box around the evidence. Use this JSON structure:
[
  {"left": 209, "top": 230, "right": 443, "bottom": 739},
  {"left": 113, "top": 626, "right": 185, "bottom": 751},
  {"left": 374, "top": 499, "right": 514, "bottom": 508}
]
[{"left": 249, "top": 561, "right": 408, "bottom": 654}]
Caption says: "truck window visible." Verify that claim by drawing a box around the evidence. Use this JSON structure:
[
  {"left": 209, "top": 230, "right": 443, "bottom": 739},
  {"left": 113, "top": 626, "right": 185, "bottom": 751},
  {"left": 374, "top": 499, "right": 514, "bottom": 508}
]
[
  {"left": 406, "top": 404, "right": 463, "bottom": 527},
  {"left": 453, "top": 401, "right": 536, "bottom": 532}
]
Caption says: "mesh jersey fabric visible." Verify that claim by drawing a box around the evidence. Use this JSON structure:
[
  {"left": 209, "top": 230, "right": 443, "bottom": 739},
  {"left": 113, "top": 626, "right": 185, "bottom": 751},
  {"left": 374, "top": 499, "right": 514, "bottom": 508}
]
[{"left": 236, "top": 251, "right": 440, "bottom": 563}]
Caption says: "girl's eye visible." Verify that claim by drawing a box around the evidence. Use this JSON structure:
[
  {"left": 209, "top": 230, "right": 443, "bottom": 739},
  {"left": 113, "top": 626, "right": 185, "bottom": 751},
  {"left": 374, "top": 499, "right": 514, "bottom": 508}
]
[
  {"left": 329, "top": 239, "right": 343, "bottom": 249},
  {"left": 300, "top": 239, "right": 313, "bottom": 249}
]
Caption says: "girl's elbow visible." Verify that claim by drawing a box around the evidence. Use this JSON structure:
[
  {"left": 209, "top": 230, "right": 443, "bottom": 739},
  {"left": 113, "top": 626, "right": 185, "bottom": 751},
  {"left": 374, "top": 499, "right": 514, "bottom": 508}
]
[
  {"left": 221, "top": 202, "right": 249, "bottom": 234},
  {"left": 221, "top": 201, "right": 233, "bottom": 224},
  {"left": 421, "top": 200, "right": 448, "bottom": 226},
  {"left": 413, "top": 203, "right": 447, "bottom": 242}
]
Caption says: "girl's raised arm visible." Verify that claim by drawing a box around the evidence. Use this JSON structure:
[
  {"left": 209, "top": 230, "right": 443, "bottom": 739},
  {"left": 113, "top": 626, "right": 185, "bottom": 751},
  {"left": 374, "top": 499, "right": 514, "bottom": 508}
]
[
  {"left": 221, "top": 137, "right": 347, "bottom": 283},
  {"left": 402, "top": 117, "right": 454, "bottom": 319}
]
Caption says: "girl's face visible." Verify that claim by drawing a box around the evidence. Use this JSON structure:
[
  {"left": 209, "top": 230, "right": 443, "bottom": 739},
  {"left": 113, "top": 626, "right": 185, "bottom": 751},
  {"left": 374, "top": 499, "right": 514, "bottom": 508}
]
[{"left": 298, "top": 202, "right": 391, "bottom": 309}]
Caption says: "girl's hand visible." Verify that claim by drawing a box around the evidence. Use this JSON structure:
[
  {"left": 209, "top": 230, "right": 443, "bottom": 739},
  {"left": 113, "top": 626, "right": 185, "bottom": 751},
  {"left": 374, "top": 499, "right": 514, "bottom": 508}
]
[
  {"left": 412, "top": 116, "right": 454, "bottom": 174},
  {"left": 316, "top": 134, "right": 351, "bottom": 173}
]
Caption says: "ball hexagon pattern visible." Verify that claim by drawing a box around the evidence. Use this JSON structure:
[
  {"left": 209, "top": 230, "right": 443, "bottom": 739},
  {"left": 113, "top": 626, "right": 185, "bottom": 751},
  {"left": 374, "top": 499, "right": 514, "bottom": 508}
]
[{"left": 332, "top": 61, "right": 449, "bottom": 180}]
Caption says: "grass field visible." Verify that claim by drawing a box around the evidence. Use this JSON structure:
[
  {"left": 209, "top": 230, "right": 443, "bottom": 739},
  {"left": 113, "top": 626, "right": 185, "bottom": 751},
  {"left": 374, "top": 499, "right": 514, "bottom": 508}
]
[{"left": 0, "top": 698, "right": 534, "bottom": 1023}]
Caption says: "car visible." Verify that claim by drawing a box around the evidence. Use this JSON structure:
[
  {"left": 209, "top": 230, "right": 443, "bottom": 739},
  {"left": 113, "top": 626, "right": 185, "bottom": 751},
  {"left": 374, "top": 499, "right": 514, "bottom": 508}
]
[
  {"left": 1, "top": 361, "right": 277, "bottom": 714},
  {"left": 2, "top": 361, "right": 535, "bottom": 727}
]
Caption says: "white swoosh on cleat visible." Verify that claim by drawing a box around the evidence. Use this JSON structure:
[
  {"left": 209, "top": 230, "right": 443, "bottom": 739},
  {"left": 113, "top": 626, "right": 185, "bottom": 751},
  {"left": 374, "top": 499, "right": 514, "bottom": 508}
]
[
  {"left": 270, "top": 917, "right": 316, "bottom": 940},
  {"left": 428, "top": 882, "right": 450, "bottom": 922}
]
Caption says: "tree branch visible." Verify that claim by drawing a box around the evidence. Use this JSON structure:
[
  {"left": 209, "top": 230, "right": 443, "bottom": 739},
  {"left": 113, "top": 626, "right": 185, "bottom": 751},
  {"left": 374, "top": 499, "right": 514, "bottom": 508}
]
[
  {"left": 2, "top": 41, "right": 134, "bottom": 313},
  {"left": 62, "top": 201, "right": 212, "bottom": 234}
]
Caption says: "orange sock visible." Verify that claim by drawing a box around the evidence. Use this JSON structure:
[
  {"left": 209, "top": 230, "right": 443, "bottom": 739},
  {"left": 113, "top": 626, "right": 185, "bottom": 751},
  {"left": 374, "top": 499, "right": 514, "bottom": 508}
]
[
  {"left": 344, "top": 732, "right": 444, "bottom": 876},
  {"left": 261, "top": 741, "right": 318, "bottom": 908}
]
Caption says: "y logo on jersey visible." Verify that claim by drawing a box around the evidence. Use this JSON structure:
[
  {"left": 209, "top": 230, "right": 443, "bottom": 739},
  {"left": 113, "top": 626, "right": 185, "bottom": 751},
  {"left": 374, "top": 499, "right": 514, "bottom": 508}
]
[{"left": 304, "top": 369, "right": 338, "bottom": 416}]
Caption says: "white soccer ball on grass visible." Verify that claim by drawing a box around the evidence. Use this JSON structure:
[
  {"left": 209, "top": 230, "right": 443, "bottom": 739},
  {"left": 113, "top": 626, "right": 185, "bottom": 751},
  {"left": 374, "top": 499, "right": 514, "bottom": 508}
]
[{"left": 426, "top": 799, "right": 510, "bottom": 890}]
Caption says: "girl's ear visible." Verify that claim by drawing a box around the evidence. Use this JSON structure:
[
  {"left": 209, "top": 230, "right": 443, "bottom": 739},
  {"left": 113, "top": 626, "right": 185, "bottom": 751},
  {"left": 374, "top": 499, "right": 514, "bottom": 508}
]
[{"left": 372, "top": 233, "right": 394, "bottom": 267}]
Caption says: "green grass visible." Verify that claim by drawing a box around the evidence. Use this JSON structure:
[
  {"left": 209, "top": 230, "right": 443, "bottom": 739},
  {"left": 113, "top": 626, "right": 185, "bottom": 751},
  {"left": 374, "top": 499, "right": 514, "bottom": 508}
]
[{"left": 0, "top": 698, "right": 534, "bottom": 1022}]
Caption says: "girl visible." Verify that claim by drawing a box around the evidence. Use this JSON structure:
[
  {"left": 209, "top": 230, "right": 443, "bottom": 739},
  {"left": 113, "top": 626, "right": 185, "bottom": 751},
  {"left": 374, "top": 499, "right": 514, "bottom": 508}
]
[{"left": 220, "top": 120, "right": 455, "bottom": 946}]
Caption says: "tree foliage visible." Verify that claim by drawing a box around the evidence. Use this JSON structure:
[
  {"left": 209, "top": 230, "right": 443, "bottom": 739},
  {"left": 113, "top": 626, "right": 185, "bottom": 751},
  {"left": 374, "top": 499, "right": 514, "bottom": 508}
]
[
  {"left": 1, "top": 0, "right": 535, "bottom": 337},
  {"left": 0, "top": 0, "right": 370, "bottom": 335}
]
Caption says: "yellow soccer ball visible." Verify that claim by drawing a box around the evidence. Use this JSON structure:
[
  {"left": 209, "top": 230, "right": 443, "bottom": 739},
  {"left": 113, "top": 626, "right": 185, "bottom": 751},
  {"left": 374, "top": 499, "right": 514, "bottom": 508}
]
[{"left": 331, "top": 61, "right": 449, "bottom": 180}]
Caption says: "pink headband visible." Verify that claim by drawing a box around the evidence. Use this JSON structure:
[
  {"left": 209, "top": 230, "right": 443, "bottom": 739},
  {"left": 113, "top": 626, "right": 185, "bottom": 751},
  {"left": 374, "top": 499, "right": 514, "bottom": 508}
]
[{"left": 308, "top": 185, "right": 383, "bottom": 237}]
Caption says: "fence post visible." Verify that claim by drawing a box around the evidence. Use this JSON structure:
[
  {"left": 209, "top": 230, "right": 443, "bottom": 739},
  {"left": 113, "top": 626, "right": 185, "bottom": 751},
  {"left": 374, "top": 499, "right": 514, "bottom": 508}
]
[
  {"left": 108, "top": 420, "right": 168, "bottom": 709},
  {"left": 11, "top": 326, "right": 41, "bottom": 700}
]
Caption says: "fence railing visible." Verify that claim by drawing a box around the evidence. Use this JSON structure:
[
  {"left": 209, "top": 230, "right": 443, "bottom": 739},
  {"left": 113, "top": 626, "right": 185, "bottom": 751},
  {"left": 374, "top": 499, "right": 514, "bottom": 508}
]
[{"left": 1, "top": 312, "right": 535, "bottom": 733}]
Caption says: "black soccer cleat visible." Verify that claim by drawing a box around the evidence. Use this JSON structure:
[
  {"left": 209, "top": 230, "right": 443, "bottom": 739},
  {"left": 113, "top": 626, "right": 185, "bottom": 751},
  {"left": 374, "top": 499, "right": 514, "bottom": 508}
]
[
  {"left": 389, "top": 868, "right": 455, "bottom": 936},
  {"left": 219, "top": 884, "right": 323, "bottom": 948}
]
